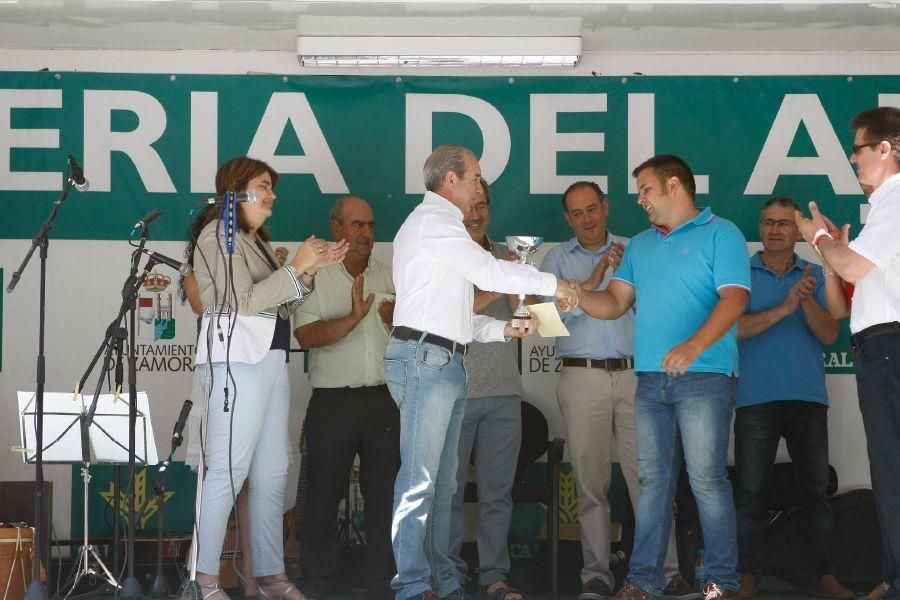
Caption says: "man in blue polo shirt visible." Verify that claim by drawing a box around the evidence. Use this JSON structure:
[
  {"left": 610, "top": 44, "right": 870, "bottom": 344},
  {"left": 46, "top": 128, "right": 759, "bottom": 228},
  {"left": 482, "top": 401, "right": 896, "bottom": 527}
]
[
  {"left": 578, "top": 155, "right": 750, "bottom": 600},
  {"left": 539, "top": 182, "right": 687, "bottom": 600},
  {"left": 735, "top": 197, "right": 851, "bottom": 600}
]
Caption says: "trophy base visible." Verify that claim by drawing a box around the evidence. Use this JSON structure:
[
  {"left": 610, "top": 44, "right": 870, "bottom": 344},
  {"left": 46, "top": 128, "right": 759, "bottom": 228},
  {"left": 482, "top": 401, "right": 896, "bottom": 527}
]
[{"left": 511, "top": 315, "right": 532, "bottom": 329}]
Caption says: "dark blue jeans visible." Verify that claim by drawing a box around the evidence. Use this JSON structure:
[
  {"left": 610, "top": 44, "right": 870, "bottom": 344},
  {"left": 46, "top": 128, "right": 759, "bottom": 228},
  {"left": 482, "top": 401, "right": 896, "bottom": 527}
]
[
  {"left": 855, "top": 331, "right": 900, "bottom": 591},
  {"left": 733, "top": 400, "right": 832, "bottom": 584},
  {"left": 629, "top": 372, "right": 739, "bottom": 594}
]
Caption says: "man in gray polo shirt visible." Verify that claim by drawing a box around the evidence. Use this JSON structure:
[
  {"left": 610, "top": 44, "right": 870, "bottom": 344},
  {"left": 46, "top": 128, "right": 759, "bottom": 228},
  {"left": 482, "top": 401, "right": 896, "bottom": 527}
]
[
  {"left": 294, "top": 196, "right": 399, "bottom": 600},
  {"left": 448, "top": 181, "right": 526, "bottom": 600}
]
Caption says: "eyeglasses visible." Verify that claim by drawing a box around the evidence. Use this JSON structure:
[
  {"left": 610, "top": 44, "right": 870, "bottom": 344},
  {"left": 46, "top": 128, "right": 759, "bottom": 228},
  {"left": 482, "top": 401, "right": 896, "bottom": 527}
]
[
  {"left": 851, "top": 141, "right": 881, "bottom": 156},
  {"left": 759, "top": 219, "right": 797, "bottom": 230}
]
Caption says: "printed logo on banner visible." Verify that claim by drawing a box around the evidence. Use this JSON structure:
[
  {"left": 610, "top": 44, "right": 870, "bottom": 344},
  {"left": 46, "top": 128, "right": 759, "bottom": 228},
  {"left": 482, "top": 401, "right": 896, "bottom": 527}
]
[
  {"left": 134, "top": 271, "right": 196, "bottom": 373},
  {"left": 509, "top": 462, "right": 631, "bottom": 543},
  {"left": 138, "top": 271, "right": 175, "bottom": 342},
  {"left": 99, "top": 468, "right": 175, "bottom": 528},
  {"left": 70, "top": 462, "right": 197, "bottom": 537}
]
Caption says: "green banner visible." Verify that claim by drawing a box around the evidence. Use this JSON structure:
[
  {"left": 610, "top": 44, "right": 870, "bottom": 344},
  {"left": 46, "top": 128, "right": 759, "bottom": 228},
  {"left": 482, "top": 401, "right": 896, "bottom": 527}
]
[
  {"left": 5, "top": 72, "right": 888, "bottom": 373},
  {"left": 70, "top": 462, "right": 197, "bottom": 538},
  {"left": 2, "top": 73, "right": 895, "bottom": 244}
]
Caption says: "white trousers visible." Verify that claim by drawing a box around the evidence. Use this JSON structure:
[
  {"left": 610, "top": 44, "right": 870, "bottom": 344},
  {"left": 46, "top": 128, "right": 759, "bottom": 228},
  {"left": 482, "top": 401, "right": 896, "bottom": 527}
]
[{"left": 196, "top": 350, "right": 291, "bottom": 577}]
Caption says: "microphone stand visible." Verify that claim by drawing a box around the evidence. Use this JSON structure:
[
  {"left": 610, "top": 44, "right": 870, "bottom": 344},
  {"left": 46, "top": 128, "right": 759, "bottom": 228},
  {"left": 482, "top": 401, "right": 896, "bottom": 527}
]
[
  {"left": 78, "top": 226, "right": 163, "bottom": 600},
  {"left": 151, "top": 400, "right": 192, "bottom": 598},
  {"left": 7, "top": 162, "right": 80, "bottom": 600},
  {"left": 112, "top": 328, "right": 126, "bottom": 583}
]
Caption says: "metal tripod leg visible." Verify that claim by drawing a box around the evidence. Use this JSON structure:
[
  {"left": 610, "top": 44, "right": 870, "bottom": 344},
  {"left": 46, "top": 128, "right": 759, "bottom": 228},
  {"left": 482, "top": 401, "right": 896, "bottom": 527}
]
[{"left": 63, "top": 464, "right": 120, "bottom": 600}]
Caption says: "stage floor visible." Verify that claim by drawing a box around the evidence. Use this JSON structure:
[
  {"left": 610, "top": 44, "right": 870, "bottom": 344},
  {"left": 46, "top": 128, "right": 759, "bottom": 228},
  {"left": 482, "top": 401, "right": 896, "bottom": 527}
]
[{"left": 55, "top": 593, "right": 865, "bottom": 600}]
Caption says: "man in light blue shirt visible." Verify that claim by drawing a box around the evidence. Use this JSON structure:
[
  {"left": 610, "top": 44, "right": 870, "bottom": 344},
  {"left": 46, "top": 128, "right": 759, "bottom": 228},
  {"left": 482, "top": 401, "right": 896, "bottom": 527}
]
[
  {"left": 578, "top": 155, "right": 750, "bottom": 600},
  {"left": 734, "top": 197, "right": 851, "bottom": 600},
  {"left": 539, "top": 182, "right": 686, "bottom": 600}
]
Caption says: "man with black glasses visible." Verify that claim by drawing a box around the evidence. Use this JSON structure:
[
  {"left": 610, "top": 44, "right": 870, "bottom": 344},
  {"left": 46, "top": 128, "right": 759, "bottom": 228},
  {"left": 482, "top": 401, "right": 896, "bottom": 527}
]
[{"left": 795, "top": 106, "right": 900, "bottom": 600}]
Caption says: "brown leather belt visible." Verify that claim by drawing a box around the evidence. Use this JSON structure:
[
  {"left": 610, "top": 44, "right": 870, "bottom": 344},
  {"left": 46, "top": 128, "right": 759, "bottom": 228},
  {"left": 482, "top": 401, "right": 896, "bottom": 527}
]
[
  {"left": 561, "top": 357, "right": 634, "bottom": 371},
  {"left": 392, "top": 326, "right": 468, "bottom": 356}
]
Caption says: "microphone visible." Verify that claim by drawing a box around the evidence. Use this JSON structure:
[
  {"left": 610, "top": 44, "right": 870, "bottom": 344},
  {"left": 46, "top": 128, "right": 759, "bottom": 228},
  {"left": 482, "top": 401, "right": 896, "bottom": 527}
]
[
  {"left": 134, "top": 208, "right": 162, "bottom": 230},
  {"left": 67, "top": 155, "right": 89, "bottom": 192},
  {"left": 205, "top": 190, "right": 258, "bottom": 205},
  {"left": 171, "top": 399, "right": 193, "bottom": 450},
  {"left": 141, "top": 248, "right": 192, "bottom": 276},
  {"left": 154, "top": 399, "right": 193, "bottom": 493}
]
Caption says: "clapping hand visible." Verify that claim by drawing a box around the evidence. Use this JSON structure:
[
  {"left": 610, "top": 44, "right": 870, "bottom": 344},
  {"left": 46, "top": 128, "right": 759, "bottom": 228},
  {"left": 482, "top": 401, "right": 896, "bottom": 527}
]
[
  {"left": 292, "top": 236, "right": 349, "bottom": 274},
  {"left": 350, "top": 274, "right": 375, "bottom": 323},
  {"left": 377, "top": 298, "right": 395, "bottom": 328},
  {"left": 274, "top": 246, "right": 289, "bottom": 266},
  {"left": 605, "top": 241, "right": 625, "bottom": 270},
  {"left": 314, "top": 238, "right": 349, "bottom": 269},
  {"left": 792, "top": 263, "right": 816, "bottom": 305},
  {"left": 583, "top": 241, "right": 625, "bottom": 290},
  {"left": 794, "top": 201, "right": 849, "bottom": 245}
]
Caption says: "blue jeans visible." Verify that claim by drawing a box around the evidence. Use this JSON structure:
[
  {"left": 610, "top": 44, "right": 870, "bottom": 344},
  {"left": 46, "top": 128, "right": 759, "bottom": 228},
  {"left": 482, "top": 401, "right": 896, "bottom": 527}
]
[
  {"left": 855, "top": 331, "right": 900, "bottom": 591},
  {"left": 629, "top": 372, "right": 739, "bottom": 594},
  {"left": 384, "top": 337, "right": 469, "bottom": 600},
  {"left": 449, "top": 395, "right": 522, "bottom": 587}
]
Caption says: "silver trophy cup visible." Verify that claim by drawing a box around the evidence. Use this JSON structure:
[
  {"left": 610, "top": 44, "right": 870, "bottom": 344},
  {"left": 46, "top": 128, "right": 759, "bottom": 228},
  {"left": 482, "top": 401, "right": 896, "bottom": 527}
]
[{"left": 505, "top": 236, "right": 543, "bottom": 328}]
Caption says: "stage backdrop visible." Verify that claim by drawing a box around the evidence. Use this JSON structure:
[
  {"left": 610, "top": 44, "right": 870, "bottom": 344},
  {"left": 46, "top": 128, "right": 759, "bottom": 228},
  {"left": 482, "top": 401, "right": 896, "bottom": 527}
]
[{"left": 1, "top": 72, "right": 893, "bottom": 539}]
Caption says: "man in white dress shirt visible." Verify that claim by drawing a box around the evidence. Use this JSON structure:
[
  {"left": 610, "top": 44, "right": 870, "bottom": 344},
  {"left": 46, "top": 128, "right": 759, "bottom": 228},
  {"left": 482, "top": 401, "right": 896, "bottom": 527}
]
[
  {"left": 384, "top": 145, "right": 578, "bottom": 600},
  {"left": 795, "top": 106, "right": 900, "bottom": 600}
]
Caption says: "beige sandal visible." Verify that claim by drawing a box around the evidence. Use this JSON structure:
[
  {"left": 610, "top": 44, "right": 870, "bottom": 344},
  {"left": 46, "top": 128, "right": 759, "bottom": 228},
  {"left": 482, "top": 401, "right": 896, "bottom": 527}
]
[
  {"left": 200, "top": 582, "right": 232, "bottom": 600},
  {"left": 258, "top": 579, "right": 305, "bottom": 600}
]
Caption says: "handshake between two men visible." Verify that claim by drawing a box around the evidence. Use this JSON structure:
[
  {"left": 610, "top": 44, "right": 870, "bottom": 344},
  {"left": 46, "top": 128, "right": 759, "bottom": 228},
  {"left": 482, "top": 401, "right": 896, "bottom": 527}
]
[{"left": 502, "top": 239, "right": 625, "bottom": 341}]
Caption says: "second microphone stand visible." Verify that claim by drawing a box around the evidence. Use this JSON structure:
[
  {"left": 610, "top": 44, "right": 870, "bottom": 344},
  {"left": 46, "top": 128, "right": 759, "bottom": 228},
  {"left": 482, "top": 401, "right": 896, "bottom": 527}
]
[
  {"left": 151, "top": 399, "right": 193, "bottom": 598},
  {"left": 79, "top": 226, "right": 167, "bottom": 600}
]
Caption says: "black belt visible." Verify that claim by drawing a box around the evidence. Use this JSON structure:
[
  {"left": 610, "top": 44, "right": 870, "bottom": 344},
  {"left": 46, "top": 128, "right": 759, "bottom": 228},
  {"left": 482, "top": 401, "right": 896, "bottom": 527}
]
[
  {"left": 392, "top": 326, "right": 468, "bottom": 356},
  {"left": 561, "top": 357, "right": 634, "bottom": 371},
  {"left": 850, "top": 321, "right": 900, "bottom": 351},
  {"left": 313, "top": 384, "right": 388, "bottom": 395}
]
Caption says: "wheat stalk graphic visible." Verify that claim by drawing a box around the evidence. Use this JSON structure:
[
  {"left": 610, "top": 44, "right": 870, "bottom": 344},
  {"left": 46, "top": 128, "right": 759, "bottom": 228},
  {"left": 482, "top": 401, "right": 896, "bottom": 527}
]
[{"left": 99, "top": 468, "right": 175, "bottom": 529}]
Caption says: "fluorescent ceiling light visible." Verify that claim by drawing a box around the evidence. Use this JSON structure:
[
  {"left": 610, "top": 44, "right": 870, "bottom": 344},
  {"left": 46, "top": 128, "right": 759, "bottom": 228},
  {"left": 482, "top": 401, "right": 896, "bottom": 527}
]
[
  {"left": 296, "top": 17, "right": 582, "bottom": 68},
  {"left": 298, "top": 35, "right": 581, "bottom": 67}
]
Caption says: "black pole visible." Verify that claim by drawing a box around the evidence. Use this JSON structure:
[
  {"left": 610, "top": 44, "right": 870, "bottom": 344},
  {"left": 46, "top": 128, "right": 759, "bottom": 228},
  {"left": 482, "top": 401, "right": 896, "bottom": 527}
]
[
  {"left": 153, "top": 398, "right": 190, "bottom": 599},
  {"left": 7, "top": 160, "right": 80, "bottom": 600},
  {"left": 150, "top": 479, "right": 170, "bottom": 598},
  {"left": 120, "top": 257, "right": 145, "bottom": 600},
  {"left": 113, "top": 466, "right": 121, "bottom": 579},
  {"left": 27, "top": 230, "right": 50, "bottom": 600},
  {"left": 112, "top": 328, "right": 126, "bottom": 585}
]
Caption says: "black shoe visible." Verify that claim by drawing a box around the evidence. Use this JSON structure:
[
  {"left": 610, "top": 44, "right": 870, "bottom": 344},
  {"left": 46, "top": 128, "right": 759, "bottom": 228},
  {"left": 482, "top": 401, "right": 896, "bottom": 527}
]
[
  {"left": 701, "top": 583, "right": 740, "bottom": 600},
  {"left": 663, "top": 575, "right": 701, "bottom": 600},
  {"left": 614, "top": 581, "right": 657, "bottom": 600},
  {"left": 580, "top": 578, "right": 613, "bottom": 600}
]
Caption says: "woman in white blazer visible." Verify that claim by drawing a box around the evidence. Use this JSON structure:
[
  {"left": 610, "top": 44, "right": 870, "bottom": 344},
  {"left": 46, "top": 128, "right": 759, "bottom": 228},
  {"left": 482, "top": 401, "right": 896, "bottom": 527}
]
[{"left": 189, "top": 156, "right": 347, "bottom": 600}]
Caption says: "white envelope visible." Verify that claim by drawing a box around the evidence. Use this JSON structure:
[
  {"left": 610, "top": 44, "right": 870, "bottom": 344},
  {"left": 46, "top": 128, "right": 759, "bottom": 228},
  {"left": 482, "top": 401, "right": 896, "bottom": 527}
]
[{"left": 527, "top": 302, "right": 571, "bottom": 337}]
